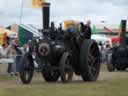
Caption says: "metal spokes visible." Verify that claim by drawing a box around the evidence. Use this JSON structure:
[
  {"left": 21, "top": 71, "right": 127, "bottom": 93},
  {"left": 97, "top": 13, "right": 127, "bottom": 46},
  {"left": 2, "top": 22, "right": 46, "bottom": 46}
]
[{"left": 88, "top": 44, "right": 100, "bottom": 76}]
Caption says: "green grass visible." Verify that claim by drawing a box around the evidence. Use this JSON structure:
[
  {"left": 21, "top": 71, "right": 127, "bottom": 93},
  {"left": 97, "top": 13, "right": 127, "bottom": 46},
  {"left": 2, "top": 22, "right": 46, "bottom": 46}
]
[
  {"left": 0, "top": 74, "right": 16, "bottom": 81},
  {"left": 0, "top": 77, "right": 128, "bottom": 96},
  {"left": 0, "top": 65, "right": 127, "bottom": 96}
]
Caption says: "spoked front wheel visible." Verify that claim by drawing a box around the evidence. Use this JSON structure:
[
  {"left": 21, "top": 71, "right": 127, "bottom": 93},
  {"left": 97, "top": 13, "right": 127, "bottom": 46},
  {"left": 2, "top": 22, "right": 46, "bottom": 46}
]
[
  {"left": 19, "top": 53, "right": 34, "bottom": 84},
  {"left": 60, "top": 52, "right": 73, "bottom": 83},
  {"left": 42, "top": 60, "right": 60, "bottom": 82}
]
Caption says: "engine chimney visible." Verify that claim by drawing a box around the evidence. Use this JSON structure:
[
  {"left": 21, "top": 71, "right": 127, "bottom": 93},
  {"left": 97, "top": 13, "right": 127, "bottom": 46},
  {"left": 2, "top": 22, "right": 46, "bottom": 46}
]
[
  {"left": 120, "top": 20, "right": 127, "bottom": 46},
  {"left": 42, "top": 2, "right": 50, "bottom": 32}
]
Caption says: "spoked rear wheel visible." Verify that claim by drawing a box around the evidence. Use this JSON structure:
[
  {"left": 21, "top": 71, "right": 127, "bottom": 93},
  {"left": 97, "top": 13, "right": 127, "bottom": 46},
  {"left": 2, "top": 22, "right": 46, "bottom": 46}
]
[
  {"left": 80, "top": 40, "right": 101, "bottom": 81},
  {"left": 19, "top": 53, "right": 34, "bottom": 84},
  {"left": 60, "top": 52, "right": 73, "bottom": 83}
]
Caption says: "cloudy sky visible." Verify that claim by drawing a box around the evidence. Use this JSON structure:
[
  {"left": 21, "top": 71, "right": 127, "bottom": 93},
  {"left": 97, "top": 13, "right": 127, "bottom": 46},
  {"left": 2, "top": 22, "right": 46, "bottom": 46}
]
[{"left": 0, "top": 0, "right": 128, "bottom": 28}]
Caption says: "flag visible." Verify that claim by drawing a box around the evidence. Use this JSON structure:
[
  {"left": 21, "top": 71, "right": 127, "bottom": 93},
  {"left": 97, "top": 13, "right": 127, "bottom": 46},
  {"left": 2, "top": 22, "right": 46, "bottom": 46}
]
[
  {"left": 104, "top": 26, "right": 113, "bottom": 33},
  {"left": 92, "top": 25, "right": 97, "bottom": 34},
  {"left": 32, "top": 0, "right": 45, "bottom": 8},
  {"left": 18, "top": 26, "right": 33, "bottom": 46}
]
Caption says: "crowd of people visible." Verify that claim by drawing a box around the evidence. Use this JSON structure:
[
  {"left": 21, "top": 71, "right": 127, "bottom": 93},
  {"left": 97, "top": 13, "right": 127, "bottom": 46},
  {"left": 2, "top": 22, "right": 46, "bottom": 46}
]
[
  {"left": 0, "top": 38, "right": 31, "bottom": 76},
  {"left": 98, "top": 41, "right": 112, "bottom": 51},
  {"left": 98, "top": 40, "right": 112, "bottom": 65}
]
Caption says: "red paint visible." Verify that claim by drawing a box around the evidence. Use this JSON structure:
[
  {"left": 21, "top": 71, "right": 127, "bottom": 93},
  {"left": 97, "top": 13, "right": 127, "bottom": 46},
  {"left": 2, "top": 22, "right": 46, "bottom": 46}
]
[{"left": 110, "top": 36, "right": 120, "bottom": 43}]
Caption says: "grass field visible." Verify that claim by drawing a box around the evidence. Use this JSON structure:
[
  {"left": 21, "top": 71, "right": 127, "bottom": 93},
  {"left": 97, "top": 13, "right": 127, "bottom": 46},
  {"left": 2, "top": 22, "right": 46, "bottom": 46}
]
[{"left": 0, "top": 65, "right": 128, "bottom": 96}]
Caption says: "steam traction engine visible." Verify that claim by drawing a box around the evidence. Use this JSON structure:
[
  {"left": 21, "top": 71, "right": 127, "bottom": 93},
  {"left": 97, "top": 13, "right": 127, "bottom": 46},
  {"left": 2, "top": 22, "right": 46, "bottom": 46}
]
[
  {"left": 19, "top": 2, "right": 101, "bottom": 84},
  {"left": 107, "top": 20, "right": 128, "bottom": 71}
]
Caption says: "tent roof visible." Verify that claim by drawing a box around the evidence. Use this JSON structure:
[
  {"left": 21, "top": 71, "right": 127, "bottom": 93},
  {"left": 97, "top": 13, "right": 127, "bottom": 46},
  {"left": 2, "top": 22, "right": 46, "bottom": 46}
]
[{"left": 0, "top": 27, "right": 17, "bottom": 38}]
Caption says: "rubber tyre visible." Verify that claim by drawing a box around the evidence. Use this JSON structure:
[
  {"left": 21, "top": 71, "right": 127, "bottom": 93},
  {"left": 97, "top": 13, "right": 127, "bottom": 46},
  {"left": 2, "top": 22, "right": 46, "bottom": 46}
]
[{"left": 80, "top": 39, "right": 101, "bottom": 81}]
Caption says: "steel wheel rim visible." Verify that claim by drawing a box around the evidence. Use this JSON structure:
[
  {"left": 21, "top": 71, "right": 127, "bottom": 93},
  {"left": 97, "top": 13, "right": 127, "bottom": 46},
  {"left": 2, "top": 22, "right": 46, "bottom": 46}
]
[
  {"left": 23, "top": 56, "right": 33, "bottom": 80},
  {"left": 88, "top": 43, "right": 100, "bottom": 77},
  {"left": 63, "top": 56, "right": 73, "bottom": 81}
]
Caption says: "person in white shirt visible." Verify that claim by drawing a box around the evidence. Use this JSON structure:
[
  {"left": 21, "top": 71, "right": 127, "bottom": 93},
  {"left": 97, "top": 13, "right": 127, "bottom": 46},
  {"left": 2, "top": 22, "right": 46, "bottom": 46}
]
[{"left": 0, "top": 44, "right": 8, "bottom": 57}]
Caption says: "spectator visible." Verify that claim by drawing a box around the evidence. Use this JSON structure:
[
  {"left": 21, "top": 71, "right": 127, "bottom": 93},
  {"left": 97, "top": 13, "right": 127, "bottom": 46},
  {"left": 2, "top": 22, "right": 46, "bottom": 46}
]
[
  {"left": 7, "top": 39, "right": 17, "bottom": 76},
  {"left": 14, "top": 39, "right": 22, "bottom": 73},
  {"left": 0, "top": 43, "right": 8, "bottom": 57},
  {"left": 23, "top": 40, "right": 32, "bottom": 53},
  {"left": 99, "top": 41, "right": 104, "bottom": 51}
]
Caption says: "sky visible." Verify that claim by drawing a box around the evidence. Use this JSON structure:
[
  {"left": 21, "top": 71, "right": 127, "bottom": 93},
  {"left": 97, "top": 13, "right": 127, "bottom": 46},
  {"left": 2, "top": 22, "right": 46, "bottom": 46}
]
[{"left": 0, "top": 0, "right": 128, "bottom": 28}]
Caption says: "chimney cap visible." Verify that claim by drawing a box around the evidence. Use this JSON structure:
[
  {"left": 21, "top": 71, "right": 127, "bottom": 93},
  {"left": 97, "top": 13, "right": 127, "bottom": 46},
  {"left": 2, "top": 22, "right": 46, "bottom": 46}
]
[{"left": 42, "top": 2, "right": 50, "bottom": 7}]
